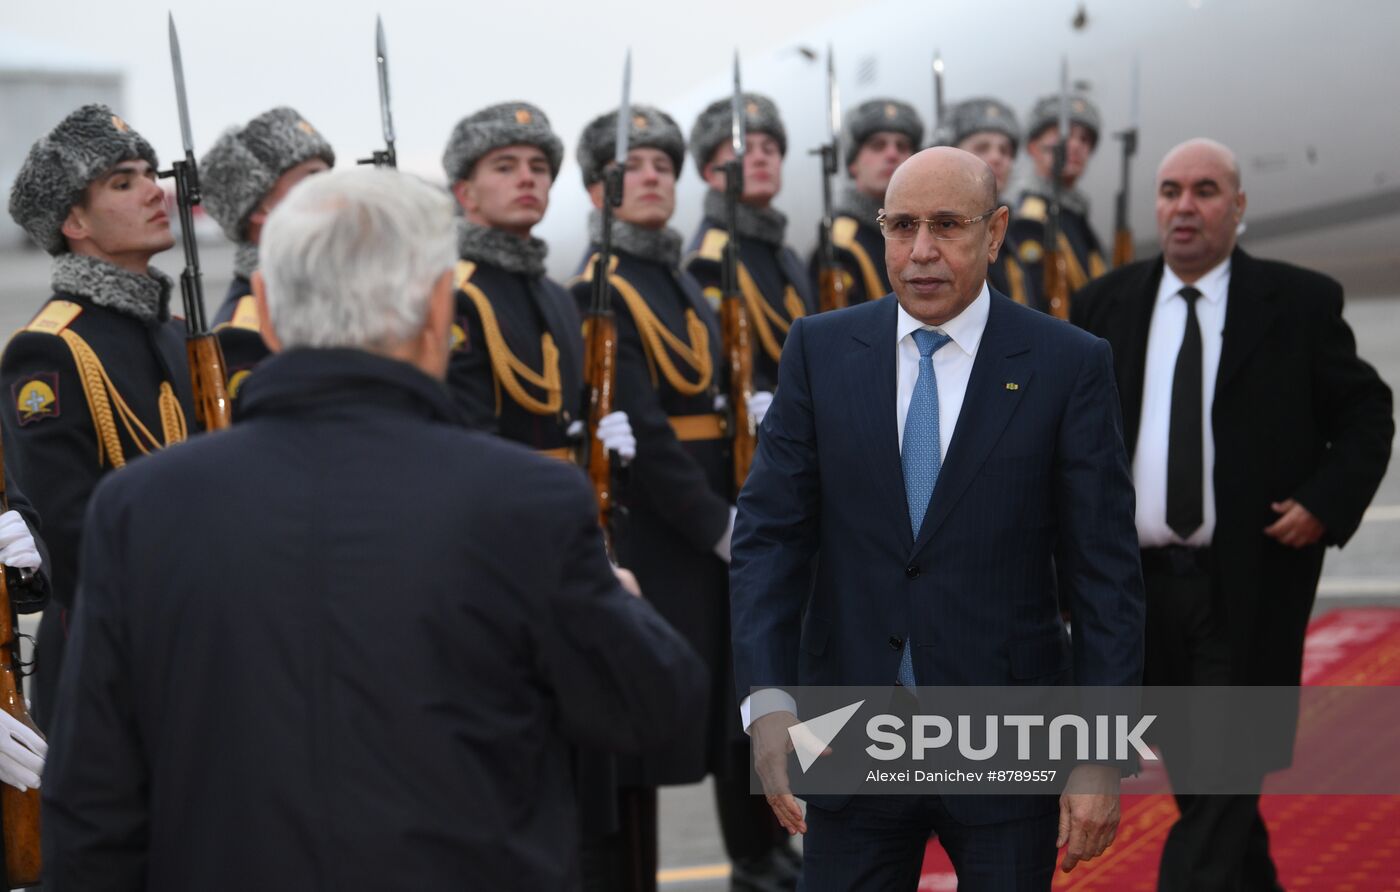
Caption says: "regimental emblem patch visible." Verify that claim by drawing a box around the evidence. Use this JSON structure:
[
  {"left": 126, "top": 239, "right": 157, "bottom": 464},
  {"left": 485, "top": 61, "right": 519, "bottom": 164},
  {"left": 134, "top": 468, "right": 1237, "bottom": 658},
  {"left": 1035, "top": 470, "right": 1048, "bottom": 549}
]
[
  {"left": 451, "top": 320, "right": 469, "bottom": 352},
  {"left": 515, "top": 107, "right": 533, "bottom": 125},
  {"left": 14, "top": 373, "right": 59, "bottom": 425},
  {"left": 227, "top": 369, "right": 252, "bottom": 400}
]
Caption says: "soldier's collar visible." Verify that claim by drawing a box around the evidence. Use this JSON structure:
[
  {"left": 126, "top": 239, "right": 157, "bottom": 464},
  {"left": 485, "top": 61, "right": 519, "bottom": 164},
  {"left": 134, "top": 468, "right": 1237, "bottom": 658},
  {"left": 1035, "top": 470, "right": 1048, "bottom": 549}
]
[
  {"left": 1019, "top": 172, "right": 1090, "bottom": 218},
  {"left": 835, "top": 186, "right": 884, "bottom": 230},
  {"left": 50, "top": 253, "right": 172, "bottom": 324},
  {"left": 701, "top": 189, "right": 788, "bottom": 247},
  {"left": 233, "top": 242, "right": 259, "bottom": 280},
  {"left": 456, "top": 220, "right": 547, "bottom": 278},
  {"left": 588, "top": 211, "right": 683, "bottom": 268}
]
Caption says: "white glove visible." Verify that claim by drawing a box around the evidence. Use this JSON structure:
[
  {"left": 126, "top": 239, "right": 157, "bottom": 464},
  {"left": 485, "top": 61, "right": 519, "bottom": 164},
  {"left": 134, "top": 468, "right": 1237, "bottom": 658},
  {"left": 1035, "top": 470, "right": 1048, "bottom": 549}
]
[
  {"left": 747, "top": 391, "right": 774, "bottom": 428},
  {"left": 0, "top": 510, "right": 40, "bottom": 570},
  {"left": 597, "top": 410, "right": 636, "bottom": 463},
  {"left": 0, "top": 711, "right": 45, "bottom": 792},
  {"left": 566, "top": 419, "right": 586, "bottom": 439},
  {"left": 612, "top": 565, "right": 642, "bottom": 598},
  {"left": 713, "top": 506, "right": 738, "bottom": 563}
]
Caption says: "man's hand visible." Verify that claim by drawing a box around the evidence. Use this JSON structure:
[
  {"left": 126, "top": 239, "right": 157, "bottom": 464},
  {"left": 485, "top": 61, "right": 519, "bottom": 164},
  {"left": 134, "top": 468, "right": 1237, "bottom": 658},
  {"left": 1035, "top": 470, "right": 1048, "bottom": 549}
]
[
  {"left": 611, "top": 565, "right": 641, "bottom": 597},
  {"left": 750, "top": 710, "right": 812, "bottom": 835},
  {"left": 0, "top": 711, "right": 45, "bottom": 792},
  {"left": 1264, "top": 499, "right": 1326, "bottom": 548},
  {"left": 597, "top": 411, "right": 636, "bottom": 464},
  {"left": 747, "top": 391, "right": 774, "bottom": 427},
  {"left": 0, "top": 510, "right": 40, "bottom": 570},
  {"left": 712, "top": 507, "right": 738, "bottom": 563},
  {"left": 1057, "top": 764, "right": 1121, "bottom": 873}
]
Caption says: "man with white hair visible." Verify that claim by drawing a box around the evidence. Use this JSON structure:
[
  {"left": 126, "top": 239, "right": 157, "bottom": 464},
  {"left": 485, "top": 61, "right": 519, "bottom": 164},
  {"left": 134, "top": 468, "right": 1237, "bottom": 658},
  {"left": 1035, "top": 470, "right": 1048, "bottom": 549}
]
[{"left": 40, "top": 167, "right": 706, "bottom": 892}]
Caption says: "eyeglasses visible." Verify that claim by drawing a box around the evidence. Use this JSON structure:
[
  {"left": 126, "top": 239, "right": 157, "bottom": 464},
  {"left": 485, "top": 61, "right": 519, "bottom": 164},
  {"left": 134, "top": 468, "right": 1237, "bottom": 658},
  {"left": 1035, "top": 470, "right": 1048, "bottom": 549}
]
[{"left": 877, "top": 208, "right": 999, "bottom": 241}]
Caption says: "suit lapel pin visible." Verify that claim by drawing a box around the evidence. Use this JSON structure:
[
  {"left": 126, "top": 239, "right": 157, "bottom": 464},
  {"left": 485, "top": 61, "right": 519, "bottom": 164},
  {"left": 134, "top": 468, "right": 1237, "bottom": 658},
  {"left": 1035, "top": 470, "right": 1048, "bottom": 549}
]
[{"left": 1005, "top": 382, "right": 1019, "bottom": 391}]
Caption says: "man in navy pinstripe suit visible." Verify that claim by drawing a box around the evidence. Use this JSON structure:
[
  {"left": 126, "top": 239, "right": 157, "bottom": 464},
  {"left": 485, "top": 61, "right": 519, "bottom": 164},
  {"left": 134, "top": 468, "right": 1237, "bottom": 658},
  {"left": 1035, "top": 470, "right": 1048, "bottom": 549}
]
[{"left": 730, "top": 148, "right": 1145, "bottom": 891}]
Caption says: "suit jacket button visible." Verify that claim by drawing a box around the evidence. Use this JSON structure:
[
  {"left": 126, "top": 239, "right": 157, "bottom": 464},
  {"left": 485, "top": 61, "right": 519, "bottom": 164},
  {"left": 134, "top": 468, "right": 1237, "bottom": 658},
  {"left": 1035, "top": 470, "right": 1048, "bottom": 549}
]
[
  {"left": 905, "top": 564, "right": 920, "bottom": 579},
  {"left": 888, "top": 636, "right": 904, "bottom": 651}
]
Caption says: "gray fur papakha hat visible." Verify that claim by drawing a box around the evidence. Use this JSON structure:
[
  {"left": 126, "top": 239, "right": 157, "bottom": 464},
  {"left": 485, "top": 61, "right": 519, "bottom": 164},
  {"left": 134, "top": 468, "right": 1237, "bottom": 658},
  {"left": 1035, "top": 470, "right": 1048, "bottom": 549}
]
[
  {"left": 8, "top": 104, "right": 159, "bottom": 255},
  {"left": 688, "top": 93, "right": 786, "bottom": 170},
  {"left": 576, "top": 105, "right": 686, "bottom": 186},
  {"left": 442, "top": 102, "right": 564, "bottom": 183},
  {"left": 200, "top": 107, "right": 335, "bottom": 242},
  {"left": 844, "top": 98, "right": 924, "bottom": 166},
  {"left": 945, "top": 97, "right": 1021, "bottom": 153},
  {"left": 1026, "top": 93, "right": 1101, "bottom": 146}
]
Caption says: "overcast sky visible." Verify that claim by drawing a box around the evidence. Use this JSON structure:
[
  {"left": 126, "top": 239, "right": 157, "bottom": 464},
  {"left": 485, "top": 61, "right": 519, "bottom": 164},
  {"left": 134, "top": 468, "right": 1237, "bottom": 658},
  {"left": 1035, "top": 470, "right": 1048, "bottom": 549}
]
[{"left": 2, "top": 0, "right": 861, "bottom": 178}]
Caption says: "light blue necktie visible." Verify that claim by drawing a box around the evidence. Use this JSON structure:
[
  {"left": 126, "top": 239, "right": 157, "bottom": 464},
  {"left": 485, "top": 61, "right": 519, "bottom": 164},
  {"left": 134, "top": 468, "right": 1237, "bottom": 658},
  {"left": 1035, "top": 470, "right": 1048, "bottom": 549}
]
[{"left": 898, "top": 328, "right": 952, "bottom": 688}]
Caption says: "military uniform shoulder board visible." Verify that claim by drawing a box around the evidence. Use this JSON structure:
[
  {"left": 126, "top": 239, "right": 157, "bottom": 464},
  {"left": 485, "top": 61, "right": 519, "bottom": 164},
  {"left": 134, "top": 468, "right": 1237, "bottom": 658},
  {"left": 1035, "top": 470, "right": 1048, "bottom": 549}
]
[
  {"left": 831, "top": 216, "right": 860, "bottom": 250},
  {"left": 698, "top": 228, "right": 729, "bottom": 262},
  {"left": 24, "top": 300, "right": 84, "bottom": 336},
  {"left": 229, "top": 296, "right": 261, "bottom": 331},
  {"left": 1018, "top": 195, "right": 1048, "bottom": 223},
  {"left": 571, "top": 253, "right": 622, "bottom": 286},
  {"left": 455, "top": 260, "right": 478, "bottom": 289}
]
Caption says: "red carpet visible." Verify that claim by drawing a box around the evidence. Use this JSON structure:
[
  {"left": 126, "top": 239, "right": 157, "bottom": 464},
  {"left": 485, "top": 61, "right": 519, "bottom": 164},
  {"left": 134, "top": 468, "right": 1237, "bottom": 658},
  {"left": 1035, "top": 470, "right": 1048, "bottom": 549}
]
[{"left": 919, "top": 608, "right": 1400, "bottom": 891}]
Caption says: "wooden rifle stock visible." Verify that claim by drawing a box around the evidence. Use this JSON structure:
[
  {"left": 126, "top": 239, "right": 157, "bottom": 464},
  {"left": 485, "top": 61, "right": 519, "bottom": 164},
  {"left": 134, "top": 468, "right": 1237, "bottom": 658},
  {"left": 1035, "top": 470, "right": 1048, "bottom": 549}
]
[
  {"left": 187, "top": 333, "right": 231, "bottom": 431},
  {"left": 813, "top": 136, "right": 849, "bottom": 312},
  {"left": 164, "top": 155, "right": 231, "bottom": 432},
  {"left": 584, "top": 284, "right": 619, "bottom": 542},
  {"left": 1112, "top": 229, "right": 1134, "bottom": 269},
  {"left": 817, "top": 266, "right": 850, "bottom": 314},
  {"left": 721, "top": 291, "right": 756, "bottom": 489},
  {"left": 1112, "top": 126, "right": 1138, "bottom": 269},
  {"left": 0, "top": 448, "right": 41, "bottom": 888},
  {"left": 1043, "top": 248, "right": 1071, "bottom": 321},
  {"left": 719, "top": 157, "right": 756, "bottom": 491},
  {"left": 585, "top": 163, "right": 624, "bottom": 549},
  {"left": 1045, "top": 134, "right": 1072, "bottom": 321}
]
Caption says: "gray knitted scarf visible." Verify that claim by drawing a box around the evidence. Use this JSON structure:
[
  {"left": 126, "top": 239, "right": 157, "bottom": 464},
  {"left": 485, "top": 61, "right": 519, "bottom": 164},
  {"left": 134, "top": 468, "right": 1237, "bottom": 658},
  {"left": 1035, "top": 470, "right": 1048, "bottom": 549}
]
[
  {"left": 233, "top": 242, "right": 260, "bottom": 279},
  {"left": 51, "top": 253, "right": 172, "bottom": 324},
  {"left": 835, "top": 186, "right": 885, "bottom": 228},
  {"left": 701, "top": 189, "right": 788, "bottom": 247},
  {"left": 457, "top": 220, "right": 548, "bottom": 278},
  {"left": 588, "top": 211, "right": 683, "bottom": 268}
]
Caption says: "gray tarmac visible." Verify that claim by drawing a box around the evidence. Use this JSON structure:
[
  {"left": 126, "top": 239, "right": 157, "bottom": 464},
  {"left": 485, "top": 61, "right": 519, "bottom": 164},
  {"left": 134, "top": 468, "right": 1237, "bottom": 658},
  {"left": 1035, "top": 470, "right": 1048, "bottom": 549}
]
[{"left": 1, "top": 242, "right": 1395, "bottom": 890}]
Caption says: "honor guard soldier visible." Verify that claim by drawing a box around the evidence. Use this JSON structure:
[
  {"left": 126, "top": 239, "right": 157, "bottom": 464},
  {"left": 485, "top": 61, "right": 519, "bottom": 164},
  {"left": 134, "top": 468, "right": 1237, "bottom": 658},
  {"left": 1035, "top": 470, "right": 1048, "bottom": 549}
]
[
  {"left": 944, "top": 97, "right": 1036, "bottom": 308},
  {"left": 571, "top": 106, "right": 794, "bottom": 892},
  {"left": 443, "top": 102, "right": 634, "bottom": 460},
  {"left": 685, "top": 94, "right": 815, "bottom": 393},
  {"left": 200, "top": 107, "right": 334, "bottom": 407},
  {"left": 808, "top": 98, "right": 922, "bottom": 306},
  {"left": 1, "top": 105, "right": 197, "bottom": 728},
  {"left": 1008, "top": 92, "right": 1107, "bottom": 301}
]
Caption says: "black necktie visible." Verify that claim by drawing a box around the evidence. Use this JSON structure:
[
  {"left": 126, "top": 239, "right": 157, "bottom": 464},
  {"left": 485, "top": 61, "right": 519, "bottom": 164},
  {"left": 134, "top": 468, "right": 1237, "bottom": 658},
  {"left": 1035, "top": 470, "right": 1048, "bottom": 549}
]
[{"left": 1167, "top": 285, "right": 1204, "bottom": 539}]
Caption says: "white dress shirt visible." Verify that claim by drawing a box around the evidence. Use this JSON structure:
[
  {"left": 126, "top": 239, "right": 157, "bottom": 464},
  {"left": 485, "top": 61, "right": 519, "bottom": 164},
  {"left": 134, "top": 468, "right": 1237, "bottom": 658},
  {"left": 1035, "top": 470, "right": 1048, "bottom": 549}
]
[
  {"left": 895, "top": 283, "right": 990, "bottom": 459},
  {"left": 741, "top": 283, "right": 991, "bottom": 731},
  {"left": 1133, "top": 259, "right": 1230, "bottom": 548}
]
